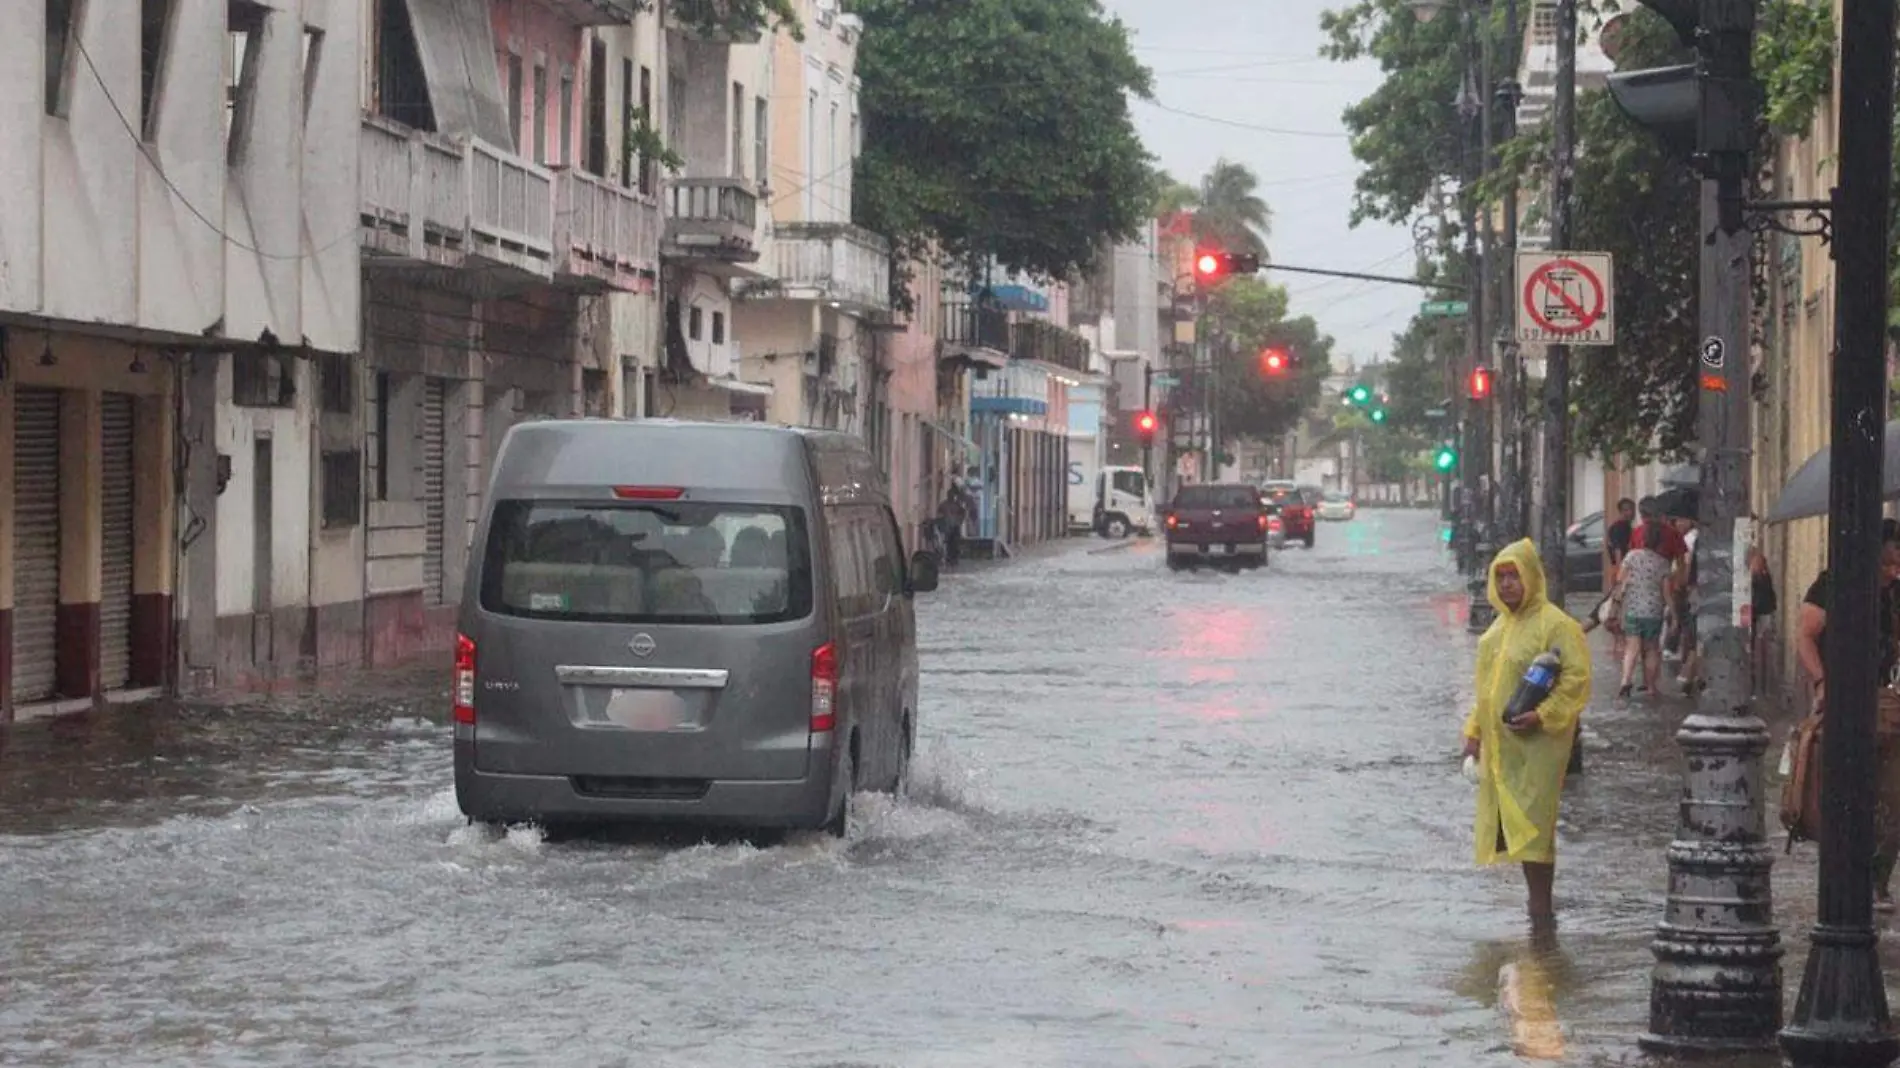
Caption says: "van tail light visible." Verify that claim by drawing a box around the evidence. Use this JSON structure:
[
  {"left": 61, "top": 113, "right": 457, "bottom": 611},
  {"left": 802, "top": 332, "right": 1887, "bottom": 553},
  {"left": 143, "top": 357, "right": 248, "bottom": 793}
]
[
  {"left": 612, "top": 485, "right": 685, "bottom": 499},
  {"left": 453, "top": 633, "right": 477, "bottom": 725},
  {"left": 1165, "top": 513, "right": 1178, "bottom": 529},
  {"left": 810, "top": 642, "right": 838, "bottom": 733}
]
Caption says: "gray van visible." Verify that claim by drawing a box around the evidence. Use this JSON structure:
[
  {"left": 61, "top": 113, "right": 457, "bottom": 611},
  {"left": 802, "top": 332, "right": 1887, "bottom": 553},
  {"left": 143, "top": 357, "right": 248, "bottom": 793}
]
[{"left": 453, "top": 419, "right": 939, "bottom": 835}]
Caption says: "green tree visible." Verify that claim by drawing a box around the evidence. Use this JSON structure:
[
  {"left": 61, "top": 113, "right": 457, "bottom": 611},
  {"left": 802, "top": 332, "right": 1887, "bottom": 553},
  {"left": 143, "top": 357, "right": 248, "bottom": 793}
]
[
  {"left": 1192, "top": 159, "right": 1273, "bottom": 259},
  {"left": 639, "top": 0, "right": 801, "bottom": 40},
  {"left": 1201, "top": 277, "right": 1337, "bottom": 442},
  {"left": 851, "top": 0, "right": 1158, "bottom": 283}
]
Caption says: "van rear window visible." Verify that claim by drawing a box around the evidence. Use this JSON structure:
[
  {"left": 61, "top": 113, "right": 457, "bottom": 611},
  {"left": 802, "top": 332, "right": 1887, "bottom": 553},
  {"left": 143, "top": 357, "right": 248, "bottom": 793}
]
[{"left": 480, "top": 501, "right": 813, "bottom": 625}]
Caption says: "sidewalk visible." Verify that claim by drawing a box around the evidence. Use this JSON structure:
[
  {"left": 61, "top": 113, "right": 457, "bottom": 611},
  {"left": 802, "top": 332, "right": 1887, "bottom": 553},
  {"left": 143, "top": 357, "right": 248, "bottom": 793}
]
[{"left": 1539, "top": 608, "right": 1897, "bottom": 1061}]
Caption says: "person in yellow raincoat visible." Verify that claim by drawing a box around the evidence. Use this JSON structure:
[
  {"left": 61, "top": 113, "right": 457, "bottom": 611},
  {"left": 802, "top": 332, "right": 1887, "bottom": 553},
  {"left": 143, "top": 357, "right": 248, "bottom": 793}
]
[{"left": 1460, "top": 539, "right": 1592, "bottom": 925}]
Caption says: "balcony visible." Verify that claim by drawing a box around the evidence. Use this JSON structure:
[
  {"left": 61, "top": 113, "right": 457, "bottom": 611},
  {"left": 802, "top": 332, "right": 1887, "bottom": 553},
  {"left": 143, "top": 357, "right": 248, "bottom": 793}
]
[
  {"left": 664, "top": 0, "right": 766, "bottom": 43},
  {"left": 359, "top": 116, "right": 556, "bottom": 283},
  {"left": 770, "top": 223, "right": 892, "bottom": 315},
  {"left": 664, "top": 177, "right": 761, "bottom": 270},
  {"left": 359, "top": 115, "right": 470, "bottom": 266},
  {"left": 940, "top": 298, "right": 1010, "bottom": 357},
  {"left": 554, "top": 170, "right": 661, "bottom": 291},
  {"left": 1009, "top": 319, "right": 1092, "bottom": 377},
  {"left": 542, "top": 0, "right": 640, "bottom": 25}
]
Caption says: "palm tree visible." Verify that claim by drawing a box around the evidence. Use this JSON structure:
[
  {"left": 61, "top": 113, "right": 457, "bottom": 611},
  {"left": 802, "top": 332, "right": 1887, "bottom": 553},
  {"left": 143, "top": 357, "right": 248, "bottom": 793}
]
[{"left": 1192, "top": 159, "right": 1272, "bottom": 260}]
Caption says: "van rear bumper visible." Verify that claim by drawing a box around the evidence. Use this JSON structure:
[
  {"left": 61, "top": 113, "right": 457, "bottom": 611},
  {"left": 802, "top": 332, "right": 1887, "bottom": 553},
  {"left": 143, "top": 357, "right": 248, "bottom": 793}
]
[{"left": 453, "top": 741, "right": 835, "bottom": 829}]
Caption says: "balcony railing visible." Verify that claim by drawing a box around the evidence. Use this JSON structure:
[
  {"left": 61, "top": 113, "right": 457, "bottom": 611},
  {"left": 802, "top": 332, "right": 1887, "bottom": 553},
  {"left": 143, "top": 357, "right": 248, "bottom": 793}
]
[
  {"left": 664, "top": 177, "right": 760, "bottom": 259},
  {"left": 1009, "top": 318, "right": 1092, "bottom": 376},
  {"left": 555, "top": 169, "right": 661, "bottom": 288},
  {"left": 359, "top": 116, "right": 469, "bottom": 262},
  {"left": 941, "top": 299, "right": 1010, "bottom": 353},
  {"left": 663, "top": 0, "right": 766, "bottom": 43},
  {"left": 359, "top": 117, "right": 557, "bottom": 281},
  {"left": 469, "top": 139, "right": 555, "bottom": 275},
  {"left": 543, "top": 0, "right": 639, "bottom": 25},
  {"left": 772, "top": 223, "right": 891, "bottom": 312}
]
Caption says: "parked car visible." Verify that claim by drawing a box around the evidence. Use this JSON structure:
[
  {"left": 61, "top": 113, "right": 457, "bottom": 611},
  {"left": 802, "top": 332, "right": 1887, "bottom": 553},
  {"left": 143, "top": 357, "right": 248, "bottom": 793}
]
[
  {"left": 1316, "top": 490, "right": 1356, "bottom": 522},
  {"left": 1260, "top": 481, "right": 1316, "bottom": 548},
  {"left": 1165, "top": 483, "right": 1270, "bottom": 572},
  {"left": 454, "top": 419, "right": 939, "bottom": 837},
  {"left": 1564, "top": 511, "right": 1605, "bottom": 594}
]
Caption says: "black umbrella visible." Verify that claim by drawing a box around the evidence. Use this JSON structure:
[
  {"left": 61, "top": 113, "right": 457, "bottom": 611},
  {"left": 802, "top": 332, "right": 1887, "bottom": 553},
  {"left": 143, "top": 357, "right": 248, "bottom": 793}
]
[{"left": 1764, "top": 420, "right": 1900, "bottom": 523}]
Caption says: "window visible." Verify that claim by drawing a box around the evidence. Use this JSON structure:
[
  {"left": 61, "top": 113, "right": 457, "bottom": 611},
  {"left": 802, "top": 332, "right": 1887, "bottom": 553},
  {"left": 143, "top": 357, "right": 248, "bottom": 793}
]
[
  {"left": 320, "top": 450, "right": 362, "bottom": 528},
  {"left": 731, "top": 81, "right": 746, "bottom": 178},
  {"left": 668, "top": 71, "right": 688, "bottom": 153},
  {"left": 480, "top": 501, "right": 813, "bottom": 625},
  {"left": 804, "top": 90, "right": 817, "bottom": 216},
  {"left": 619, "top": 59, "right": 634, "bottom": 186},
  {"left": 371, "top": 0, "right": 433, "bottom": 130},
  {"left": 232, "top": 352, "right": 294, "bottom": 408},
  {"left": 1172, "top": 485, "right": 1259, "bottom": 510},
  {"left": 1111, "top": 470, "right": 1145, "bottom": 498},
  {"left": 559, "top": 68, "right": 574, "bottom": 166},
  {"left": 373, "top": 370, "right": 391, "bottom": 501},
  {"left": 318, "top": 352, "right": 354, "bottom": 413},
  {"left": 639, "top": 66, "right": 654, "bottom": 193},
  {"left": 506, "top": 52, "right": 523, "bottom": 151},
  {"left": 300, "top": 27, "right": 324, "bottom": 126},
  {"left": 585, "top": 37, "right": 608, "bottom": 176},
  {"left": 225, "top": 4, "right": 269, "bottom": 162},
  {"left": 711, "top": 312, "right": 725, "bottom": 345},
  {"left": 45, "top": 0, "right": 76, "bottom": 117},
  {"left": 689, "top": 306, "right": 703, "bottom": 340},
  {"left": 753, "top": 96, "right": 768, "bottom": 190},
  {"left": 825, "top": 505, "right": 902, "bottom": 618},
  {"left": 140, "top": 0, "right": 175, "bottom": 139},
  {"left": 850, "top": 111, "right": 860, "bottom": 157},
  {"left": 532, "top": 63, "right": 547, "bottom": 163},
  {"left": 828, "top": 101, "right": 839, "bottom": 205}
]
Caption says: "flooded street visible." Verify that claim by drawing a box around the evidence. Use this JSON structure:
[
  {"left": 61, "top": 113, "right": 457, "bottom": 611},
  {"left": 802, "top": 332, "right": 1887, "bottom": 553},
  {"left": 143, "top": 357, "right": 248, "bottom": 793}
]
[{"left": 0, "top": 510, "right": 1864, "bottom": 1066}]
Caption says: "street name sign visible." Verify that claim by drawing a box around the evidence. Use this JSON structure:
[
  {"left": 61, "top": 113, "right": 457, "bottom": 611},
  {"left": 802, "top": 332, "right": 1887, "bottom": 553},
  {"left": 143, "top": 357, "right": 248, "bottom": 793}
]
[
  {"left": 1421, "top": 300, "right": 1469, "bottom": 318},
  {"left": 1515, "top": 251, "right": 1615, "bottom": 346}
]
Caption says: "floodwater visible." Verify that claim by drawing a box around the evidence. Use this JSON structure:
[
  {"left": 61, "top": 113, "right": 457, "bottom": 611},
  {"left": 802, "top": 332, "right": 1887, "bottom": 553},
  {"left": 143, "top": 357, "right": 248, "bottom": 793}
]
[{"left": 0, "top": 510, "right": 1873, "bottom": 1066}]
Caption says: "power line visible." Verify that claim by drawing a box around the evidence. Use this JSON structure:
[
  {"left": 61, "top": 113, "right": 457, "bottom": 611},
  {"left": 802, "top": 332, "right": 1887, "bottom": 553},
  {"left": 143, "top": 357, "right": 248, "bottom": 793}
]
[
  {"left": 1139, "top": 100, "right": 1351, "bottom": 139},
  {"left": 71, "top": 36, "right": 361, "bottom": 262}
]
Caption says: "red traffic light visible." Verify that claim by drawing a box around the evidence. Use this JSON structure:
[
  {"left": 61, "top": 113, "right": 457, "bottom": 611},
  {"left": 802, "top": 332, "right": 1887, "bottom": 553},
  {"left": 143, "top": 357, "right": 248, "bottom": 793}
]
[
  {"left": 1135, "top": 410, "right": 1158, "bottom": 437},
  {"left": 1262, "top": 348, "right": 1290, "bottom": 374},
  {"left": 1468, "top": 367, "right": 1493, "bottom": 400},
  {"left": 1195, "top": 252, "right": 1223, "bottom": 279}
]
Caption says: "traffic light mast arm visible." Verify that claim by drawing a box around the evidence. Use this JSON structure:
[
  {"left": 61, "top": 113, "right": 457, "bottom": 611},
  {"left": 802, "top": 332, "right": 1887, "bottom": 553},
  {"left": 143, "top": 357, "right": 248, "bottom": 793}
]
[{"left": 1257, "top": 263, "right": 1468, "bottom": 293}]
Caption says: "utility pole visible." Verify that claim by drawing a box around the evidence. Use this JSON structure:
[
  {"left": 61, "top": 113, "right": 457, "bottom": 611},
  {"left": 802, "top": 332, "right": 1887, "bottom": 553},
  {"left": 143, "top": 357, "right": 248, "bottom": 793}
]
[
  {"left": 1459, "top": 0, "right": 1494, "bottom": 632},
  {"left": 1494, "top": 0, "right": 1524, "bottom": 546},
  {"left": 1534, "top": 0, "right": 1575, "bottom": 595},
  {"left": 1782, "top": 0, "right": 1900, "bottom": 1057},
  {"left": 1610, "top": 0, "right": 1783, "bottom": 1053}
]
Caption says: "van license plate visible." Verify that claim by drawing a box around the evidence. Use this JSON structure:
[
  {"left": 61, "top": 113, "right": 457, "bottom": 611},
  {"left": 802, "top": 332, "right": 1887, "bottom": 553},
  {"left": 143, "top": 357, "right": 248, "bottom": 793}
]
[{"left": 602, "top": 688, "right": 693, "bottom": 730}]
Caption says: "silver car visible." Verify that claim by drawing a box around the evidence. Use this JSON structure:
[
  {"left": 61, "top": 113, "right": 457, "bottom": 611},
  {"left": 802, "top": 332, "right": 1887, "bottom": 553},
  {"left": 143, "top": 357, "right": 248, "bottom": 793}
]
[{"left": 454, "top": 420, "right": 938, "bottom": 835}]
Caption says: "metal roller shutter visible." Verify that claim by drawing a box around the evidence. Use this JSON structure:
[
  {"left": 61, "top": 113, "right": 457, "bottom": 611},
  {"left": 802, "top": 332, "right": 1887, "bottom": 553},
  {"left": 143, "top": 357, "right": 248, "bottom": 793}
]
[
  {"left": 13, "top": 389, "right": 61, "bottom": 703},
  {"left": 422, "top": 377, "right": 447, "bottom": 605},
  {"left": 99, "top": 394, "right": 135, "bottom": 691}
]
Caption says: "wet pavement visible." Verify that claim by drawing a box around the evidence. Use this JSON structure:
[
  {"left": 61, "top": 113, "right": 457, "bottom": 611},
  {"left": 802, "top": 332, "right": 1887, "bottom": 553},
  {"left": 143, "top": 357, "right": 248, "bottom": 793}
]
[{"left": 0, "top": 508, "right": 1881, "bottom": 1066}]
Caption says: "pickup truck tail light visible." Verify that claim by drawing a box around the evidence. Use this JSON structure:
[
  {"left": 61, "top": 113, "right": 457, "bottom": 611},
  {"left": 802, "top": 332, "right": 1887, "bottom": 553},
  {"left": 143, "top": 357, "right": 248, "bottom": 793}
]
[
  {"left": 1257, "top": 514, "right": 1269, "bottom": 533},
  {"left": 1165, "top": 513, "right": 1178, "bottom": 529}
]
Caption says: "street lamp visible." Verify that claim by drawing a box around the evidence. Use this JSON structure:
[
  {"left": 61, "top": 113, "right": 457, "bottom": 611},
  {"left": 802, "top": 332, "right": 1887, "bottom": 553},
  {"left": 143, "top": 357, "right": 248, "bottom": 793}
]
[{"left": 1404, "top": 0, "right": 1450, "bottom": 22}]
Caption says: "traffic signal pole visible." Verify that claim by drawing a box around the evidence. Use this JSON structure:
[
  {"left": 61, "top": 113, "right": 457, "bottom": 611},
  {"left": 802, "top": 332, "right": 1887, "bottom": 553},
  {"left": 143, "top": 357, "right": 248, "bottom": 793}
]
[
  {"left": 1459, "top": 0, "right": 1494, "bottom": 632},
  {"left": 1781, "top": 0, "right": 1900, "bottom": 1058},
  {"left": 1534, "top": 0, "right": 1575, "bottom": 598}
]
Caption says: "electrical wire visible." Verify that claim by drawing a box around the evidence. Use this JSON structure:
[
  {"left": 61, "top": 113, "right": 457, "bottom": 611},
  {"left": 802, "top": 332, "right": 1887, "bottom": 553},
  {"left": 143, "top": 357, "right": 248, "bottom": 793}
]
[
  {"left": 71, "top": 35, "right": 362, "bottom": 262},
  {"left": 1138, "top": 99, "right": 1352, "bottom": 139}
]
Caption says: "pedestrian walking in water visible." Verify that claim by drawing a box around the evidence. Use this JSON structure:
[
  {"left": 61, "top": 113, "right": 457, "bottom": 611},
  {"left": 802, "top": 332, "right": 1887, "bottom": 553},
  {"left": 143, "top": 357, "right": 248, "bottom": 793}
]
[
  {"left": 1461, "top": 539, "right": 1592, "bottom": 928},
  {"left": 937, "top": 483, "right": 969, "bottom": 567},
  {"left": 1615, "top": 523, "right": 1674, "bottom": 701}
]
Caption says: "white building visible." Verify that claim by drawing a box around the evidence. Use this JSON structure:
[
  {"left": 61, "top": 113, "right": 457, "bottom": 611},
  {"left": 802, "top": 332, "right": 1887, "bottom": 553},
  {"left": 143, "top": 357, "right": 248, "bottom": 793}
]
[{"left": 0, "top": 0, "right": 361, "bottom": 713}]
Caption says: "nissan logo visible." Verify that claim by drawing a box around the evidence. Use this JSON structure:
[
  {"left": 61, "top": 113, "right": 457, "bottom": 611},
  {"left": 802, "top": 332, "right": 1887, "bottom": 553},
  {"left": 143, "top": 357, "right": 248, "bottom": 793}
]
[{"left": 629, "top": 633, "right": 657, "bottom": 658}]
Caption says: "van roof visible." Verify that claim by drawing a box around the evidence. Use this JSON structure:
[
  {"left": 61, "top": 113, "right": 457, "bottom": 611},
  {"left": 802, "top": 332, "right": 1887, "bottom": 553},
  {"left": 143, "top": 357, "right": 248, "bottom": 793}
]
[{"left": 490, "top": 418, "right": 887, "bottom": 504}]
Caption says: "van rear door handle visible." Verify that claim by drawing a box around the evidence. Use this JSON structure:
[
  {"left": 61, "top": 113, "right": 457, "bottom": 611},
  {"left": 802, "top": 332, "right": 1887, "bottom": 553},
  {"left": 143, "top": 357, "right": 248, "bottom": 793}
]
[{"left": 554, "top": 666, "right": 731, "bottom": 689}]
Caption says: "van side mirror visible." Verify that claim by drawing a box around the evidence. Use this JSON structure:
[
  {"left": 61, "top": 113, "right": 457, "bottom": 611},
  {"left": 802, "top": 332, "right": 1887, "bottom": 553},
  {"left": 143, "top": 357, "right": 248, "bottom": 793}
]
[{"left": 908, "top": 551, "right": 941, "bottom": 594}]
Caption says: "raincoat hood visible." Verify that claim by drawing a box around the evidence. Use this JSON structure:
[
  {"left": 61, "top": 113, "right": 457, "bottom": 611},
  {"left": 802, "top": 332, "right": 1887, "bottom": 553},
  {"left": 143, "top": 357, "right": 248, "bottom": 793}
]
[{"left": 1487, "top": 538, "right": 1549, "bottom": 618}]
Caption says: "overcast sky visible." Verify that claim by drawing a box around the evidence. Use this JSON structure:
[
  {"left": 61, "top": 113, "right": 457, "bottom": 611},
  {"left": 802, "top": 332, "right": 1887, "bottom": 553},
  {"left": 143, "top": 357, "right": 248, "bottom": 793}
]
[{"left": 1102, "top": 0, "right": 1418, "bottom": 367}]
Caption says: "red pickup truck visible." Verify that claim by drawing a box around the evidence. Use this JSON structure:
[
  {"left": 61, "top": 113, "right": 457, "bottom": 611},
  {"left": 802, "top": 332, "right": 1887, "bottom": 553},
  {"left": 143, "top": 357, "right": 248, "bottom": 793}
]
[
  {"left": 1262, "top": 481, "right": 1315, "bottom": 549},
  {"left": 1164, "top": 483, "right": 1270, "bottom": 572}
]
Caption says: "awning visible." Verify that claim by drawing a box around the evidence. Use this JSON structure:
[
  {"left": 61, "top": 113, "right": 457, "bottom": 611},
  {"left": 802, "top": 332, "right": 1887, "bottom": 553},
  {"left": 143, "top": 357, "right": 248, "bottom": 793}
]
[
  {"left": 975, "top": 283, "right": 1049, "bottom": 313},
  {"left": 972, "top": 396, "right": 1048, "bottom": 416},
  {"left": 706, "top": 377, "right": 773, "bottom": 396}
]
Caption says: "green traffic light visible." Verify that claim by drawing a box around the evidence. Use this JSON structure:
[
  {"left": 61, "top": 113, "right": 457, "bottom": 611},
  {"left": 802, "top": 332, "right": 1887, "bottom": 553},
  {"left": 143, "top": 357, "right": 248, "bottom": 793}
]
[
  {"left": 1434, "top": 447, "right": 1457, "bottom": 472},
  {"left": 1370, "top": 408, "right": 1387, "bottom": 423},
  {"left": 1349, "top": 386, "right": 1371, "bottom": 405}
]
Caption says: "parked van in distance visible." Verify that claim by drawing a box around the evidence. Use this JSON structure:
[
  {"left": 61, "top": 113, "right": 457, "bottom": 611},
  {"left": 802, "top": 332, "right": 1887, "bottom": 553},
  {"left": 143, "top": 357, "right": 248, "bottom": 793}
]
[{"left": 453, "top": 419, "right": 939, "bottom": 837}]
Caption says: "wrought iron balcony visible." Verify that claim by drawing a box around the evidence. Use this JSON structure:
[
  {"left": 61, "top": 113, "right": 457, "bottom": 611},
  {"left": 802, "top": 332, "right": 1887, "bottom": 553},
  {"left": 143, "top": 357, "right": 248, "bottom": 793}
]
[
  {"left": 941, "top": 299, "right": 1011, "bottom": 354},
  {"left": 1009, "top": 319, "right": 1092, "bottom": 376},
  {"left": 554, "top": 169, "right": 661, "bottom": 290},
  {"left": 771, "top": 223, "right": 891, "bottom": 313},
  {"left": 664, "top": 177, "right": 761, "bottom": 264}
]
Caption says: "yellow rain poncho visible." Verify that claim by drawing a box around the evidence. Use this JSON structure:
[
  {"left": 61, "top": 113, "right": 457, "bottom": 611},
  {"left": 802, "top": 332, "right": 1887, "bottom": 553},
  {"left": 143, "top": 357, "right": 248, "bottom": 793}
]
[{"left": 1462, "top": 539, "right": 1592, "bottom": 866}]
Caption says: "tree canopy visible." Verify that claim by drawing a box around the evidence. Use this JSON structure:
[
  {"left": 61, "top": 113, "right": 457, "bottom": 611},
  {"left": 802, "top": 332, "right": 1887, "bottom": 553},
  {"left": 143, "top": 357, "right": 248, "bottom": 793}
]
[
  {"left": 1199, "top": 277, "right": 1337, "bottom": 443},
  {"left": 850, "top": 0, "right": 1158, "bottom": 282},
  {"left": 1173, "top": 159, "right": 1274, "bottom": 259}
]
